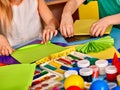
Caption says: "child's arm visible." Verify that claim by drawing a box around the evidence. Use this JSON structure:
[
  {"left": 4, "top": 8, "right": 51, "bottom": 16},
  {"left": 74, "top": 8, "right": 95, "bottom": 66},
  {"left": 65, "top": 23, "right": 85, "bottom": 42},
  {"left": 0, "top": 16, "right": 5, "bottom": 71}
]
[
  {"left": 37, "top": 0, "right": 59, "bottom": 44},
  {"left": 0, "top": 34, "right": 14, "bottom": 56},
  {"left": 60, "top": 0, "right": 85, "bottom": 38},
  {"left": 90, "top": 14, "right": 120, "bottom": 37}
]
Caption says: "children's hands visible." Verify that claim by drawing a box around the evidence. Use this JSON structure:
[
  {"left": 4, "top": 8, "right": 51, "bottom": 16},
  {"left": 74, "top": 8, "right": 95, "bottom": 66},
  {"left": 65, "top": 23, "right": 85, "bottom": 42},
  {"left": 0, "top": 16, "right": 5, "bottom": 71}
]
[
  {"left": 90, "top": 17, "right": 110, "bottom": 37},
  {"left": 60, "top": 14, "right": 74, "bottom": 38},
  {"left": 0, "top": 35, "right": 14, "bottom": 56},
  {"left": 41, "top": 26, "right": 58, "bottom": 44}
]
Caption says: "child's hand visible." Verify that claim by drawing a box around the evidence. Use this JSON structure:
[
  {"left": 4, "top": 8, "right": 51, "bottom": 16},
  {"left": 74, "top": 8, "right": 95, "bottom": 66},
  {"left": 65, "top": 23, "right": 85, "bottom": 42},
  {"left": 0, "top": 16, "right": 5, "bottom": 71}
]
[
  {"left": 41, "top": 26, "right": 58, "bottom": 44},
  {"left": 90, "top": 17, "right": 111, "bottom": 37},
  {"left": 0, "top": 35, "right": 14, "bottom": 56},
  {"left": 60, "top": 14, "right": 74, "bottom": 38}
]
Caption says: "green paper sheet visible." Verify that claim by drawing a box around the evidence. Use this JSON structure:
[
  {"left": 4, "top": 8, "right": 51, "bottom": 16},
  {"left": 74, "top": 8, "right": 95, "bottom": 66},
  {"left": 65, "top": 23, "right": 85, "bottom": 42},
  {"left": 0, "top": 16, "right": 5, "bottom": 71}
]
[
  {"left": 11, "top": 43, "right": 67, "bottom": 63},
  {"left": 74, "top": 19, "right": 112, "bottom": 35},
  {"left": 0, "top": 64, "right": 36, "bottom": 90}
]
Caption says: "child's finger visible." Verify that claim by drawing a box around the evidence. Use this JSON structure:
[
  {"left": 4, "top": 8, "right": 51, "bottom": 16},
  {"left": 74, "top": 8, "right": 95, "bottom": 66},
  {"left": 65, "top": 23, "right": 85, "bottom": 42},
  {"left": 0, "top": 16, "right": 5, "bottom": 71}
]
[
  {"left": 53, "top": 30, "right": 57, "bottom": 36},
  {"left": 100, "top": 27, "right": 106, "bottom": 36},
  {"left": 49, "top": 31, "right": 53, "bottom": 40},
  {"left": 95, "top": 28, "right": 102, "bottom": 37}
]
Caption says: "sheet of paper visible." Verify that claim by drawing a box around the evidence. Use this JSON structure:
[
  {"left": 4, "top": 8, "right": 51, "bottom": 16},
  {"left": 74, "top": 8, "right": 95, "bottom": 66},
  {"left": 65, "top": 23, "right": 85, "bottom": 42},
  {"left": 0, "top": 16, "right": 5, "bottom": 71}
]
[
  {"left": 11, "top": 43, "right": 67, "bottom": 63},
  {"left": 87, "top": 46, "right": 120, "bottom": 59},
  {"left": 0, "top": 64, "right": 36, "bottom": 90},
  {"left": 74, "top": 19, "right": 112, "bottom": 35}
]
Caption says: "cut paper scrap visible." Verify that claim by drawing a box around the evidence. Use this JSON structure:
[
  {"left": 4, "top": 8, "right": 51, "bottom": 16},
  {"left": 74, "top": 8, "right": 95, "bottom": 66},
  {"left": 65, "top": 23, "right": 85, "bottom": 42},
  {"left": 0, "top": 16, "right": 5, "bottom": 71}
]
[
  {"left": 11, "top": 42, "right": 75, "bottom": 64},
  {"left": 112, "top": 52, "right": 120, "bottom": 74},
  {"left": 0, "top": 64, "right": 36, "bottom": 90},
  {"left": 74, "top": 19, "right": 112, "bottom": 35},
  {"left": 76, "top": 36, "right": 114, "bottom": 54},
  {"left": 87, "top": 46, "right": 120, "bottom": 60}
]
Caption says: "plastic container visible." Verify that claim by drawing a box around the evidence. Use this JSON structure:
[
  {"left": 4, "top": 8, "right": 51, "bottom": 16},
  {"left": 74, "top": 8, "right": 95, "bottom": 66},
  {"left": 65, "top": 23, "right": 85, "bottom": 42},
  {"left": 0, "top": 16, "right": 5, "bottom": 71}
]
[
  {"left": 77, "top": 60, "right": 90, "bottom": 68},
  {"left": 105, "top": 65, "right": 117, "bottom": 82},
  {"left": 64, "top": 70, "right": 78, "bottom": 78},
  {"left": 95, "top": 60, "right": 108, "bottom": 75},
  {"left": 79, "top": 68, "right": 93, "bottom": 82}
]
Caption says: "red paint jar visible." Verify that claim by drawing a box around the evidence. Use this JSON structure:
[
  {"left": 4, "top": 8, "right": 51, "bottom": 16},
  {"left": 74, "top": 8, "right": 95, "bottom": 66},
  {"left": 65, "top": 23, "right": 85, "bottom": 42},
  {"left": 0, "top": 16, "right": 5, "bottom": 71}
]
[{"left": 105, "top": 65, "right": 117, "bottom": 82}]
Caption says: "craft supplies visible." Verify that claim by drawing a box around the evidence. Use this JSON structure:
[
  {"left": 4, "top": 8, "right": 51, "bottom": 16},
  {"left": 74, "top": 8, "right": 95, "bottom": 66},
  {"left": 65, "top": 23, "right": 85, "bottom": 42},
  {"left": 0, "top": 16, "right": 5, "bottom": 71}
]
[
  {"left": 77, "top": 59, "right": 90, "bottom": 68},
  {"left": 89, "top": 65, "right": 99, "bottom": 78},
  {"left": 89, "top": 80, "right": 109, "bottom": 90},
  {"left": 33, "top": 70, "right": 48, "bottom": 80},
  {"left": 117, "top": 74, "right": 120, "bottom": 86},
  {"left": 64, "top": 75, "right": 84, "bottom": 90},
  {"left": 105, "top": 65, "right": 117, "bottom": 82},
  {"left": 32, "top": 72, "right": 59, "bottom": 86},
  {"left": 31, "top": 80, "right": 63, "bottom": 90},
  {"left": 79, "top": 68, "right": 93, "bottom": 82},
  {"left": 95, "top": 60, "right": 108, "bottom": 75},
  {"left": 64, "top": 70, "right": 78, "bottom": 78}
]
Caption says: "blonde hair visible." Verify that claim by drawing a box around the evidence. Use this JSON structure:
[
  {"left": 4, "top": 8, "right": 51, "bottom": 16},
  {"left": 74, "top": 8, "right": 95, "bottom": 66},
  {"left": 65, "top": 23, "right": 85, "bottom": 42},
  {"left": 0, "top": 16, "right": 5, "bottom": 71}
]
[{"left": 0, "top": 0, "right": 13, "bottom": 33}]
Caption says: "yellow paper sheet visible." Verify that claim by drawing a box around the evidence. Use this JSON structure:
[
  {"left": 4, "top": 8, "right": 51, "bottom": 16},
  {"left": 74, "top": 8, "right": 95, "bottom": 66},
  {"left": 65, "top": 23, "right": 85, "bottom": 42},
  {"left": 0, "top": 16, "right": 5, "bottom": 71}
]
[
  {"left": 87, "top": 46, "right": 120, "bottom": 59},
  {"left": 74, "top": 19, "right": 112, "bottom": 35},
  {"left": 79, "top": 1, "right": 99, "bottom": 19}
]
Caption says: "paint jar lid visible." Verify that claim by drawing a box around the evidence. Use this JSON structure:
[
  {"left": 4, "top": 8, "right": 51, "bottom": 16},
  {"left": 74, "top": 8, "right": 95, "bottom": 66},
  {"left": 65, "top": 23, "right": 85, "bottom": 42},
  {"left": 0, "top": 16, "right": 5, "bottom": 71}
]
[
  {"left": 79, "top": 68, "right": 93, "bottom": 76},
  {"left": 77, "top": 60, "right": 90, "bottom": 68},
  {"left": 64, "top": 70, "right": 78, "bottom": 78},
  {"left": 105, "top": 65, "right": 117, "bottom": 74},
  {"left": 95, "top": 60, "right": 108, "bottom": 67}
]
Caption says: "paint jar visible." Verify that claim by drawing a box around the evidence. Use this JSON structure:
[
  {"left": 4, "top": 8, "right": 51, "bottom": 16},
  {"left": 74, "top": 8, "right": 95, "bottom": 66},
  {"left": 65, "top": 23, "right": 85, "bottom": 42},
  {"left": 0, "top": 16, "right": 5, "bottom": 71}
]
[
  {"left": 64, "top": 70, "right": 78, "bottom": 78},
  {"left": 105, "top": 65, "right": 117, "bottom": 82},
  {"left": 77, "top": 60, "right": 90, "bottom": 68},
  {"left": 95, "top": 60, "right": 108, "bottom": 75},
  {"left": 89, "top": 65, "right": 99, "bottom": 78},
  {"left": 79, "top": 68, "right": 93, "bottom": 82},
  {"left": 117, "top": 74, "right": 120, "bottom": 86}
]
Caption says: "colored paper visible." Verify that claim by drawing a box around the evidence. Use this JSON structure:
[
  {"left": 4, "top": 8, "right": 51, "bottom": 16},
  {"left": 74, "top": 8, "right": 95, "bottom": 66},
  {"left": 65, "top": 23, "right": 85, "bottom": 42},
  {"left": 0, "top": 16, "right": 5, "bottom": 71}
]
[
  {"left": 11, "top": 42, "right": 67, "bottom": 63},
  {"left": 87, "top": 46, "right": 120, "bottom": 59},
  {"left": 0, "top": 55, "right": 20, "bottom": 65},
  {"left": 0, "top": 64, "right": 36, "bottom": 90},
  {"left": 76, "top": 36, "right": 114, "bottom": 53},
  {"left": 79, "top": 1, "right": 99, "bottom": 19},
  {"left": 74, "top": 19, "right": 112, "bottom": 35}
]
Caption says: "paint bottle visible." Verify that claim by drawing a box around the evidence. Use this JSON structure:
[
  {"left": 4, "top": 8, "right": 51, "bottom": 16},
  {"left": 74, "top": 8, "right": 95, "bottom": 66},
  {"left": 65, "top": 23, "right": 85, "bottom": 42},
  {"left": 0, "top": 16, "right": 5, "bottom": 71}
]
[
  {"left": 79, "top": 68, "right": 93, "bottom": 82},
  {"left": 95, "top": 60, "right": 108, "bottom": 75},
  {"left": 105, "top": 65, "right": 117, "bottom": 82},
  {"left": 64, "top": 70, "right": 78, "bottom": 78},
  {"left": 77, "top": 60, "right": 90, "bottom": 68},
  {"left": 117, "top": 74, "right": 120, "bottom": 86}
]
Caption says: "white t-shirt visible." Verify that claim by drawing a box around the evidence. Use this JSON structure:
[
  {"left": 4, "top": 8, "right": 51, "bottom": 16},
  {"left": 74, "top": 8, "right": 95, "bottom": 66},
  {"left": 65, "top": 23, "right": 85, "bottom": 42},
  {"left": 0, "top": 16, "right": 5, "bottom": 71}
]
[{"left": 5, "top": 0, "right": 42, "bottom": 46}]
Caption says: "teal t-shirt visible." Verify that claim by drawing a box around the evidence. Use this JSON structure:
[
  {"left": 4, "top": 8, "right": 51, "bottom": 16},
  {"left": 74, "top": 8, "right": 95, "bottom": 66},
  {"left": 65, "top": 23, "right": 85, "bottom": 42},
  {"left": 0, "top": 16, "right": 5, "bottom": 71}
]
[{"left": 84, "top": 0, "right": 120, "bottom": 29}]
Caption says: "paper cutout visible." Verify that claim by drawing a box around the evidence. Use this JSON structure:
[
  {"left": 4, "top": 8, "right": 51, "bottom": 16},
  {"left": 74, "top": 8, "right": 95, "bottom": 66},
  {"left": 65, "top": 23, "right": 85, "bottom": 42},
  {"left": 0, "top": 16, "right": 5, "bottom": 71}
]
[
  {"left": 87, "top": 46, "right": 120, "bottom": 60},
  {"left": 76, "top": 36, "right": 114, "bottom": 54},
  {"left": 11, "top": 42, "right": 74, "bottom": 64},
  {"left": 0, "top": 64, "right": 36, "bottom": 90},
  {"left": 112, "top": 52, "right": 120, "bottom": 74},
  {"left": 74, "top": 19, "right": 112, "bottom": 35}
]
